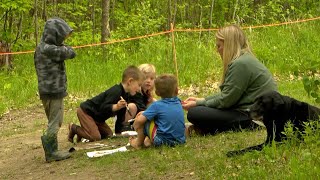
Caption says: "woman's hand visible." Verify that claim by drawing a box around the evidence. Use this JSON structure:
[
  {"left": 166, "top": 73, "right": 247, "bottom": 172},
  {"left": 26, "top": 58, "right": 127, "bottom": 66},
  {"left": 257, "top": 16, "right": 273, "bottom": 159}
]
[
  {"left": 184, "top": 97, "right": 205, "bottom": 102},
  {"left": 182, "top": 101, "right": 197, "bottom": 111}
]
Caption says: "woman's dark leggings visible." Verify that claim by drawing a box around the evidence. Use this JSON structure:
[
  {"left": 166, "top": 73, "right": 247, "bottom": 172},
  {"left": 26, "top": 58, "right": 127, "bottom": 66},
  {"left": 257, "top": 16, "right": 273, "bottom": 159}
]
[{"left": 187, "top": 106, "right": 257, "bottom": 135}]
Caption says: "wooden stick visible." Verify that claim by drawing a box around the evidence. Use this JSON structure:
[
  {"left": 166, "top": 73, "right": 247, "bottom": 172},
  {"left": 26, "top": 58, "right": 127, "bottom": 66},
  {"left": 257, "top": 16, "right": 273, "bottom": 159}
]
[
  {"left": 120, "top": 96, "right": 132, "bottom": 116},
  {"left": 171, "top": 23, "right": 179, "bottom": 85}
]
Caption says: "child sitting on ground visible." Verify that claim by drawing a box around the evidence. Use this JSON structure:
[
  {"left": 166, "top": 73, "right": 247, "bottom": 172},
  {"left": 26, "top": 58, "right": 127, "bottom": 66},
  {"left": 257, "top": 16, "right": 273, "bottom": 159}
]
[
  {"left": 68, "top": 65, "right": 144, "bottom": 142},
  {"left": 120, "top": 64, "right": 157, "bottom": 132},
  {"left": 129, "top": 74, "right": 186, "bottom": 149}
]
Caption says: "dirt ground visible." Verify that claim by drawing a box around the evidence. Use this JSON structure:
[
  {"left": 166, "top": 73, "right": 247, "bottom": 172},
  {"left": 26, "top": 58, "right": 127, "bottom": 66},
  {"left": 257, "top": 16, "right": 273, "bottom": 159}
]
[
  {"left": 0, "top": 84, "right": 220, "bottom": 180},
  {"left": 0, "top": 105, "right": 112, "bottom": 180}
]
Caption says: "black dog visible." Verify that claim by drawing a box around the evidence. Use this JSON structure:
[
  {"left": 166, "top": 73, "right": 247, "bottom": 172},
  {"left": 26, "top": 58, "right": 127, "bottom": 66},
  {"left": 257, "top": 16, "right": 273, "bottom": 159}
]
[{"left": 227, "top": 91, "right": 320, "bottom": 157}]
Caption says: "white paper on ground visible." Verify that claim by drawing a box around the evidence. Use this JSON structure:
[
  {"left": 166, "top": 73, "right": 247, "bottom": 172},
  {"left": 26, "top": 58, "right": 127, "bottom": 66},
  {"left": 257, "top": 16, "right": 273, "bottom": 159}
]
[
  {"left": 121, "top": 131, "right": 138, "bottom": 136},
  {"left": 86, "top": 146, "right": 128, "bottom": 158},
  {"left": 81, "top": 138, "right": 90, "bottom": 143},
  {"left": 252, "top": 120, "right": 266, "bottom": 127}
]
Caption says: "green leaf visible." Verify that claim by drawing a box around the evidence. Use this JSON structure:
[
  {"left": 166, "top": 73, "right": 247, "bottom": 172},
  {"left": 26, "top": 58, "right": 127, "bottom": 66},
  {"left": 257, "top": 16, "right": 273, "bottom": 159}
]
[{"left": 310, "top": 92, "right": 318, "bottom": 98}]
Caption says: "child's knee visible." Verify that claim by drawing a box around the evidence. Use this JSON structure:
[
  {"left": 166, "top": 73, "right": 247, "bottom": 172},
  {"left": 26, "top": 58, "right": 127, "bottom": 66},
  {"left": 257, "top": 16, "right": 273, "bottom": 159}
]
[
  {"left": 128, "top": 103, "right": 138, "bottom": 113},
  {"left": 133, "top": 121, "right": 144, "bottom": 131}
]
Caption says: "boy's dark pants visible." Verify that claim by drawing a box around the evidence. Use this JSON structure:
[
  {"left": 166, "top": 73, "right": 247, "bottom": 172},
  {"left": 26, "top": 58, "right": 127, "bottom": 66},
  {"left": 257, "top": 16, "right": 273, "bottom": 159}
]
[{"left": 114, "top": 108, "right": 126, "bottom": 134}]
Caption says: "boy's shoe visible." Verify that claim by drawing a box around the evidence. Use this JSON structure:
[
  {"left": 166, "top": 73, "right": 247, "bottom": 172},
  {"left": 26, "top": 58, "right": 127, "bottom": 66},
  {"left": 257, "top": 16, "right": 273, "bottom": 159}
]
[
  {"left": 68, "top": 123, "right": 76, "bottom": 143},
  {"left": 68, "top": 123, "right": 85, "bottom": 143},
  {"left": 41, "top": 135, "right": 71, "bottom": 162}
]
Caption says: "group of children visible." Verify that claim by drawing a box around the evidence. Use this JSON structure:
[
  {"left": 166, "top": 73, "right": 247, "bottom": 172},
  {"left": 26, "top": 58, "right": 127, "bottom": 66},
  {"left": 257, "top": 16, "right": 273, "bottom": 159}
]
[
  {"left": 67, "top": 64, "right": 186, "bottom": 150},
  {"left": 34, "top": 17, "right": 186, "bottom": 162}
]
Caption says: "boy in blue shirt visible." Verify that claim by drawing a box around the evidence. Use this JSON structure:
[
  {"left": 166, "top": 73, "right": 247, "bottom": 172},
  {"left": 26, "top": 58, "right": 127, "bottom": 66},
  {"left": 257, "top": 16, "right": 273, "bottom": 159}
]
[{"left": 129, "top": 74, "right": 185, "bottom": 149}]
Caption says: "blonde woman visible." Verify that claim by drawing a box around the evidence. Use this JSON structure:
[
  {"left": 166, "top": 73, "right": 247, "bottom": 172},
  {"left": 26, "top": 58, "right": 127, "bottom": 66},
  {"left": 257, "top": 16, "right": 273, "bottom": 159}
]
[{"left": 182, "top": 25, "right": 277, "bottom": 135}]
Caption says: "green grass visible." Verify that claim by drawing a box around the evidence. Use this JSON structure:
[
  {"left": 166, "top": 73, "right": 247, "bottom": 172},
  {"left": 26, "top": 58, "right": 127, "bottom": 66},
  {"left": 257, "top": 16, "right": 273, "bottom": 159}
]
[
  {"left": 64, "top": 128, "right": 320, "bottom": 179},
  {"left": 1, "top": 20, "right": 320, "bottom": 179},
  {"left": 1, "top": 21, "right": 320, "bottom": 115}
]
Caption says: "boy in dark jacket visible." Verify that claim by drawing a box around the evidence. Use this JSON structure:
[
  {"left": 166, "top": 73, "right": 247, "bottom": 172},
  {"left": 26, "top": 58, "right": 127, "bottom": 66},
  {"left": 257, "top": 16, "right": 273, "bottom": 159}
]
[
  {"left": 34, "top": 18, "right": 76, "bottom": 162},
  {"left": 68, "top": 65, "right": 144, "bottom": 142}
]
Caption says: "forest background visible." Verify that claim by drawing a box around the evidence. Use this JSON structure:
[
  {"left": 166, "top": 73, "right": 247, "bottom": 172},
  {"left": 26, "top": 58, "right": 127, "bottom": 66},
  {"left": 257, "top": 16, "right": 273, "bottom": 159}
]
[
  {"left": 1, "top": 0, "right": 320, "bottom": 179},
  {"left": 0, "top": 0, "right": 320, "bottom": 115}
]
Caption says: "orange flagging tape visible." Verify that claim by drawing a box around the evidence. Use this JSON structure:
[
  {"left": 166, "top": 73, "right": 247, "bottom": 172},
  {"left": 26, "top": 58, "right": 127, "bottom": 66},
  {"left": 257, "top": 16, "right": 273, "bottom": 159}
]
[
  {"left": 73, "top": 30, "right": 171, "bottom": 49},
  {"left": 1, "top": 16, "right": 320, "bottom": 56}
]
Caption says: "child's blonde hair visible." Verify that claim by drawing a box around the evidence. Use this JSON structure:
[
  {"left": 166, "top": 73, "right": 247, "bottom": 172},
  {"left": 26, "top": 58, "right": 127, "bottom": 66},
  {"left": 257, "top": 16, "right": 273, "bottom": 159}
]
[{"left": 138, "top": 64, "right": 156, "bottom": 75}]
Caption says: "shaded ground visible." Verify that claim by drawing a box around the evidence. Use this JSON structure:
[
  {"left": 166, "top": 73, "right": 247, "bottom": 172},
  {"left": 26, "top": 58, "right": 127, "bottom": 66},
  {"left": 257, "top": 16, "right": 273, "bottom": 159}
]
[
  {"left": 0, "top": 81, "right": 272, "bottom": 180},
  {"left": 2, "top": 105, "right": 196, "bottom": 180},
  {"left": 0, "top": 84, "right": 222, "bottom": 180},
  {"left": 0, "top": 105, "right": 115, "bottom": 180}
]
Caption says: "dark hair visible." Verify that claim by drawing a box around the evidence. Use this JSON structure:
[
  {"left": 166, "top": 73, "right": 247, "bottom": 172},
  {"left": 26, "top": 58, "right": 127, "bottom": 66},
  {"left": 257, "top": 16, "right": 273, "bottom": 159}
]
[
  {"left": 155, "top": 74, "right": 177, "bottom": 98},
  {"left": 122, "top": 65, "right": 144, "bottom": 83}
]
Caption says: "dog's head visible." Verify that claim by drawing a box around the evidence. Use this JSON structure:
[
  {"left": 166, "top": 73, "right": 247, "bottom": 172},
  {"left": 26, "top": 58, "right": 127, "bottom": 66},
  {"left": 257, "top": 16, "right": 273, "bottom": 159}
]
[{"left": 250, "top": 91, "right": 285, "bottom": 121}]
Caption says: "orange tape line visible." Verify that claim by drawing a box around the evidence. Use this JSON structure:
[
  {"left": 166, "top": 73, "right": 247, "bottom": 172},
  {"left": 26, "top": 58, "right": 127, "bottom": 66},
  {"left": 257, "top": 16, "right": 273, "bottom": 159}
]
[{"left": 1, "top": 16, "right": 319, "bottom": 56}]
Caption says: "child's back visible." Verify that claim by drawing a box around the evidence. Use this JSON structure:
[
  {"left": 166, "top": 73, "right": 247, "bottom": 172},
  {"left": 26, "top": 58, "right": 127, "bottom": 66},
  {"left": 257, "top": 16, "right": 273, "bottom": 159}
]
[
  {"left": 129, "top": 74, "right": 186, "bottom": 149},
  {"left": 143, "top": 96, "right": 185, "bottom": 146}
]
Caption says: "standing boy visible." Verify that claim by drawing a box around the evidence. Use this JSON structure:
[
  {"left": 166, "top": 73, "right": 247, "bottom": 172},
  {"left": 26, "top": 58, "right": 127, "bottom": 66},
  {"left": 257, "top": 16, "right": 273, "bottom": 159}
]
[
  {"left": 34, "top": 18, "right": 76, "bottom": 162},
  {"left": 68, "top": 65, "right": 144, "bottom": 142},
  {"left": 129, "top": 74, "right": 186, "bottom": 149}
]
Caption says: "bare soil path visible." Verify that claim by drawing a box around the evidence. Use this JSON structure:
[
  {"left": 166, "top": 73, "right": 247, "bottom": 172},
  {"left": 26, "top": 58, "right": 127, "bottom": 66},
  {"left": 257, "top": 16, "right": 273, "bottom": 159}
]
[{"left": 0, "top": 106, "right": 104, "bottom": 180}]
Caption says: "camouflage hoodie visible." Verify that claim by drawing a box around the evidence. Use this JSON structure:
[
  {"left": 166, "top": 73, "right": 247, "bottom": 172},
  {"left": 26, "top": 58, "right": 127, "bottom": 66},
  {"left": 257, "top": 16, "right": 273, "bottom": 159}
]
[{"left": 34, "top": 18, "right": 76, "bottom": 100}]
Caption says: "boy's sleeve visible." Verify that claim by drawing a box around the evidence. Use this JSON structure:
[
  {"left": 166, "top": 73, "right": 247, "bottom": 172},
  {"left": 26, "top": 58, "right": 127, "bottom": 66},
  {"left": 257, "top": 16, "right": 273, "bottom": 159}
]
[
  {"left": 43, "top": 44, "right": 76, "bottom": 61},
  {"left": 142, "top": 103, "right": 158, "bottom": 121},
  {"left": 99, "top": 89, "right": 121, "bottom": 114}
]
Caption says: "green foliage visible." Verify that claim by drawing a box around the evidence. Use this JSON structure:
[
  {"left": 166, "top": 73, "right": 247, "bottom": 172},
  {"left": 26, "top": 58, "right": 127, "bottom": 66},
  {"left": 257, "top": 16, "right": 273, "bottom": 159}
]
[
  {"left": 112, "top": 0, "right": 166, "bottom": 38},
  {"left": 1, "top": 2, "right": 320, "bottom": 178},
  {"left": 1, "top": 22, "right": 320, "bottom": 115},
  {"left": 302, "top": 76, "right": 320, "bottom": 103},
  {"left": 0, "top": 0, "right": 32, "bottom": 12},
  {"left": 282, "top": 119, "right": 320, "bottom": 148},
  {"left": 302, "top": 120, "right": 320, "bottom": 146}
]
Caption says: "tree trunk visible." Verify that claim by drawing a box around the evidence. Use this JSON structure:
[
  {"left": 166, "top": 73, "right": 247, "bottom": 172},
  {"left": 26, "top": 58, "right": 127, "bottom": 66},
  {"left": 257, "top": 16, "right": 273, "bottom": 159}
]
[
  {"left": 0, "top": 42, "right": 13, "bottom": 70},
  {"left": 34, "top": 0, "right": 38, "bottom": 46},
  {"left": 232, "top": 0, "right": 239, "bottom": 22},
  {"left": 110, "top": 0, "right": 115, "bottom": 30},
  {"left": 101, "top": 0, "right": 110, "bottom": 43},
  {"left": 167, "top": 0, "right": 172, "bottom": 30},
  {"left": 208, "top": 0, "right": 215, "bottom": 43},
  {"left": 42, "top": 0, "right": 47, "bottom": 20},
  {"left": 209, "top": 0, "right": 215, "bottom": 28},
  {"left": 172, "top": 0, "right": 177, "bottom": 26},
  {"left": 13, "top": 13, "right": 23, "bottom": 44},
  {"left": 90, "top": 0, "right": 95, "bottom": 43},
  {"left": 54, "top": 0, "right": 58, "bottom": 16},
  {"left": 1, "top": 10, "right": 13, "bottom": 70}
]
